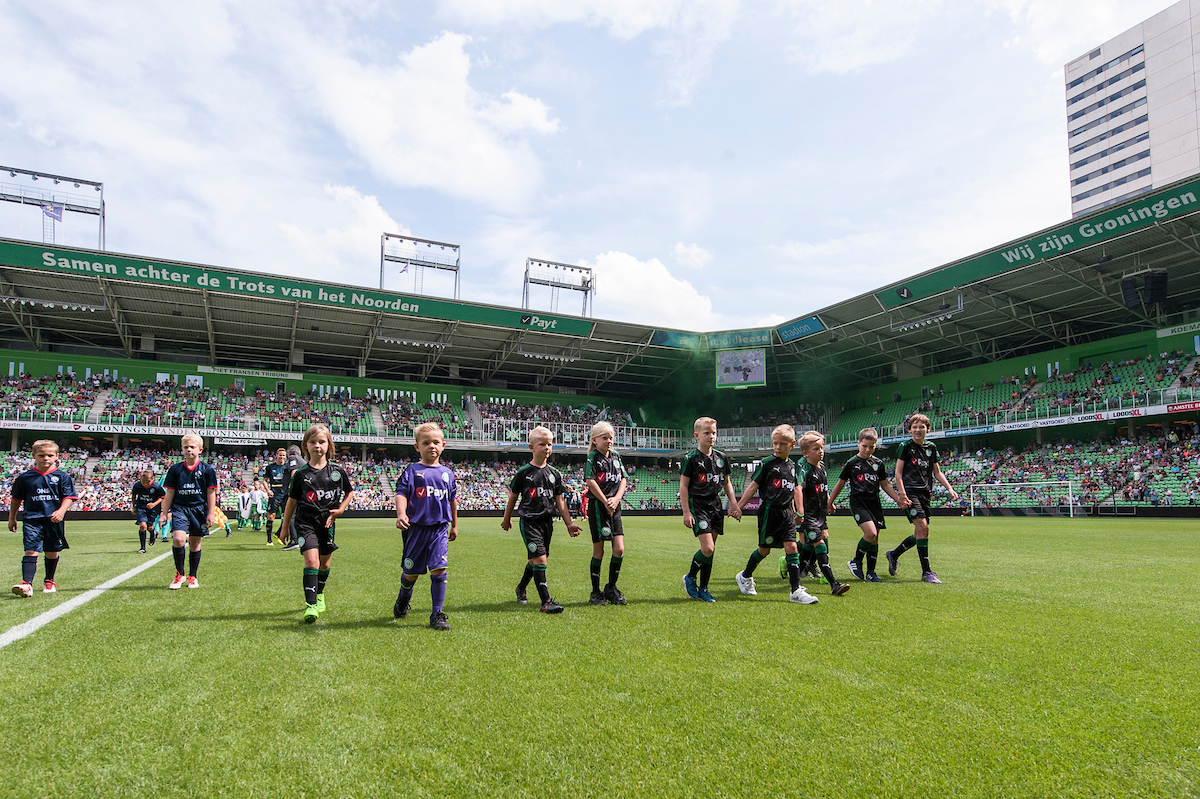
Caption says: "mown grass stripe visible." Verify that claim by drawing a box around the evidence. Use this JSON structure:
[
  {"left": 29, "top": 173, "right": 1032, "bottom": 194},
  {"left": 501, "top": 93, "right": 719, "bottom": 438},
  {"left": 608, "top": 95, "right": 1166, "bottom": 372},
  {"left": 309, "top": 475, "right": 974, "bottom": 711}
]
[{"left": 0, "top": 551, "right": 171, "bottom": 650}]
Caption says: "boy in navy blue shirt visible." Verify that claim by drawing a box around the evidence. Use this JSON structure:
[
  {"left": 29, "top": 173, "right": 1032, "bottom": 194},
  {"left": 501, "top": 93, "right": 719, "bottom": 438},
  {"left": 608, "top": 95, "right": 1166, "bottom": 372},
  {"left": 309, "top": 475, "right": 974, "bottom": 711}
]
[
  {"left": 393, "top": 422, "right": 458, "bottom": 631},
  {"left": 160, "top": 433, "right": 219, "bottom": 589},
  {"left": 131, "top": 470, "right": 166, "bottom": 553},
  {"left": 10, "top": 440, "right": 77, "bottom": 597}
]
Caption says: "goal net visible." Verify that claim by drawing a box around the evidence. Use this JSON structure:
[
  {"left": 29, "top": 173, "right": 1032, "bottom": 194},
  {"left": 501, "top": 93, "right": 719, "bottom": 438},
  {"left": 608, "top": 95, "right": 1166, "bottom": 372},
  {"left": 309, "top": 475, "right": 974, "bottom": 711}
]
[{"left": 967, "top": 481, "right": 1081, "bottom": 518}]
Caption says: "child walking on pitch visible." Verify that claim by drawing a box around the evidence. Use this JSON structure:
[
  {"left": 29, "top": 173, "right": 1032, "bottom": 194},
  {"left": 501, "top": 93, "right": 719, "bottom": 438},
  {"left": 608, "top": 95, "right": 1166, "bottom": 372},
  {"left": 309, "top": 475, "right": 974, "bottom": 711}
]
[
  {"left": 280, "top": 424, "right": 354, "bottom": 623},
  {"left": 827, "top": 427, "right": 907, "bottom": 582},
  {"left": 733, "top": 425, "right": 818, "bottom": 604},
  {"left": 680, "top": 416, "right": 741, "bottom": 602},
  {"left": 262, "top": 448, "right": 288, "bottom": 546},
  {"left": 10, "top": 440, "right": 76, "bottom": 597},
  {"left": 160, "top": 433, "right": 218, "bottom": 589},
  {"left": 794, "top": 432, "right": 850, "bottom": 597},
  {"left": 236, "top": 484, "right": 252, "bottom": 531},
  {"left": 886, "top": 414, "right": 959, "bottom": 583},
  {"left": 394, "top": 422, "right": 457, "bottom": 631},
  {"left": 249, "top": 480, "right": 268, "bottom": 532},
  {"left": 501, "top": 426, "right": 580, "bottom": 614},
  {"left": 584, "top": 421, "right": 628, "bottom": 606},
  {"left": 131, "top": 469, "right": 165, "bottom": 553}
]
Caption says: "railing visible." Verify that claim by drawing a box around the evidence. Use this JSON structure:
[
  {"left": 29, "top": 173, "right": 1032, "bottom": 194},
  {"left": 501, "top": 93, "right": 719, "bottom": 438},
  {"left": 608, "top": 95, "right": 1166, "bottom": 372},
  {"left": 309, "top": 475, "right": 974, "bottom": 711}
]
[
  {"left": 483, "top": 420, "right": 688, "bottom": 450},
  {"left": 0, "top": 407, "right": 91, "bottom": 422}
]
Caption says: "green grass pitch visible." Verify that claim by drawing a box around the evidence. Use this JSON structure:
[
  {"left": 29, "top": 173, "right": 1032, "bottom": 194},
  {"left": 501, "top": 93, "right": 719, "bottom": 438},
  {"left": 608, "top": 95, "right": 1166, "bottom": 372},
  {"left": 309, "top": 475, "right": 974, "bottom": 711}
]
[{"left": 2, "top": 515, "right": 1198, "bottom": 798}]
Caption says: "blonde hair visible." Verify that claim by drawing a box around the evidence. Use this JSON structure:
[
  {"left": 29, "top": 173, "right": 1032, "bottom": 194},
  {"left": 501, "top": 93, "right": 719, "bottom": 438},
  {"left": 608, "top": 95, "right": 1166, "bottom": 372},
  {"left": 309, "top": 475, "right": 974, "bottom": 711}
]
[
  {"left": 302, "top": 424, "right": 332, "bottom": 458},
  {"left": 908, "top": 413, "right": 931, "bottom": 431},
  {"left": 528, "top": 426, "right": 554, "bottom": 444},
  {"left": 414, "top": 421, "right": 443, "bottom": 444},
  {"left": 588, "top": 421, "right": 616, "bottom": 452},
  {"left": 771, "top": 424, "right": 796, "bottom": 443},
  {"left": 694, "top": 416, "right": 717, "bottom": 432},
  {"left": 31, "top": 439, "right": 58, "bottom": 454},
  {"left": 857, "top": 427, "right": 879, "bottom": 442},
  {"left": 798, "top": 431, "right": 825, "bottom": 453},
  {"left": 180, "top": 432, "right": 204, "bottom": 449}
]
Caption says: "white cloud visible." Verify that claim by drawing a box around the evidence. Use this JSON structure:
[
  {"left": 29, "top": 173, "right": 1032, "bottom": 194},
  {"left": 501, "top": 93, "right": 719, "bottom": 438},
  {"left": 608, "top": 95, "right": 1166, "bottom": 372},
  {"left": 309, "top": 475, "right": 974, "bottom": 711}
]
[
  {"left": 278, "top": 185, "right": 407, "bottom": 277},
  {"left": 301, "top": 31, "right": 560, "bottom": 209},
  {"left": 438, "top": 0, "right": 741, "bottom": 105},
  {"left": 987, "top": 0, "right": 1176, "bottom": 65},
  {"left": 780, "top": 0, "right": 947, "bottom": 73},
  {"left": 672, "top": 241, "right": 713, "bottom": 268},
  {"left": 583, "top": 251, "right": 719, "bottom": 327}
]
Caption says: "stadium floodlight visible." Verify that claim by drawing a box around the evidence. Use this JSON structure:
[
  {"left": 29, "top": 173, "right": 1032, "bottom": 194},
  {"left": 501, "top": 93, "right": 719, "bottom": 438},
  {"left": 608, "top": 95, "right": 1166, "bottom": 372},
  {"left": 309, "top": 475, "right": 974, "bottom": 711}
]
[
  {"left": 522, "top": 258, "right": 594, "bottom": 317},
  {"left": 377, "top": 335, "right": 450, "bottom": 349},
  {"left": 890, "top": 293, "right": 963, "bottom": 334},
  {"left": 380, "top": 233, "right": 460, "bottom": 299},
  {"left": 0, "top": 165, "right": 105, "bottom": 249},
  {"left": 517, "top": 348, "right": 580, "bottom": 362},
  {"left": 0, "top": 295, "right": 105, "bottom": 312}
]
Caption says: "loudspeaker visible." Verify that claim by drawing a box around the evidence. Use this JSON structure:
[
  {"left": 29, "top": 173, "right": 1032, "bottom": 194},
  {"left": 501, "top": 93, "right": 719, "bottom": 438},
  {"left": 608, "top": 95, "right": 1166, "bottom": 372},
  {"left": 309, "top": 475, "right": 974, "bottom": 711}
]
[
  {"left": 1121, "top": 277, "right": 1142, "bottom": 308},
  {"left": 1144, "top": 271, "right": 1168, "bottom": 305}
]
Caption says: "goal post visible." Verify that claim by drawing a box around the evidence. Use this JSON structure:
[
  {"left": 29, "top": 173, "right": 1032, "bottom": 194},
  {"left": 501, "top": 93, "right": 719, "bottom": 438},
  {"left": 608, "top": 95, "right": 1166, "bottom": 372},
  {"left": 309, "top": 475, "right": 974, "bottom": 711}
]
[{"left": 968, "top": 481, "right": 1080, "bottom": 518}]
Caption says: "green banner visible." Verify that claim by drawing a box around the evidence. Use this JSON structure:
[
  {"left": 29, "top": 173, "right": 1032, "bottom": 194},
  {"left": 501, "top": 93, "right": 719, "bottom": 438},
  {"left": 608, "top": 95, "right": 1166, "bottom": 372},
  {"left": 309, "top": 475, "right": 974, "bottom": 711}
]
[
  {"left": 877, "top": 177, "right": 1200, "bottom": 309},
  {"left": 0, "top": 239, "right": 594, "bottom": 336},
  {"left": 707, "top": 329, "right": 772, "bottom": 350}
]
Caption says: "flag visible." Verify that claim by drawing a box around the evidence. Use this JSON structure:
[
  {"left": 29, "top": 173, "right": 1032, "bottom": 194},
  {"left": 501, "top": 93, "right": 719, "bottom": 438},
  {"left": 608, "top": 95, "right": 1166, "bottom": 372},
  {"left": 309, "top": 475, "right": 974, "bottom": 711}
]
[
  {"left": 42, "top": 204, "right": 63, "bottom": 222},
  {"left": 398, "top": 263, "right": 408, "bottom": 274}
]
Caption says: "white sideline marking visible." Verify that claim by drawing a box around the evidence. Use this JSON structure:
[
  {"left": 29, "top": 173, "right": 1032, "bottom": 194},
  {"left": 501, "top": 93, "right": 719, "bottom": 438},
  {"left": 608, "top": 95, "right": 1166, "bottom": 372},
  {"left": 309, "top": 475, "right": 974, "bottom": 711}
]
[{"left": 0, "top": 552, "right": 171, "bottom": 650}]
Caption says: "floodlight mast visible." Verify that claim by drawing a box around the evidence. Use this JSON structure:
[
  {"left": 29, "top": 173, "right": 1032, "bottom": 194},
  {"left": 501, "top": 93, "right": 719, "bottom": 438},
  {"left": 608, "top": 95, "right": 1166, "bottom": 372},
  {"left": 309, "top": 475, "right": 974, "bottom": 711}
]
[
  {"left": 522, "top": 258, "right": 594, "bottom": 317},
  {"left": 379, "top": 233, "right": 461, "bottom": 299},
  {"left": 0, "top": 165, "right": 105, "bottom": 249}
]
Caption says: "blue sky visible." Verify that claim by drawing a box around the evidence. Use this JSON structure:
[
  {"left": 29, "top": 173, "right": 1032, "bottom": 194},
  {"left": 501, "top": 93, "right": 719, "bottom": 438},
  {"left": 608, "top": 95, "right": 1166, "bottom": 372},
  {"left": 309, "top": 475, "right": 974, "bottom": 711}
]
[{"left": 0, "top": 0, "right": 1176, "bottom": 331}]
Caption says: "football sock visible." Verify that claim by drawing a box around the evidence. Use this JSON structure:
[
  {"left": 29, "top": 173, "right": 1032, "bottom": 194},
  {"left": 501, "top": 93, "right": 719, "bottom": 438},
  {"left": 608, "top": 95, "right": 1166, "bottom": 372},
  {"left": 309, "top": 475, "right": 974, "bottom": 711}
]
[
  {"left": 590, "top": 557, "right": 602, "bottom": 592},
  {"left": 267, "top": 520, "right": 274, "bottom": 537},
  {"left": 172, "top": 546, "right": 186, "bottom": 575},
  {"left": 695, "top": 551, "right": 713, "bottom": 589},
  {"left": 303, "top": 567, "right": 319, "bottom": 606},
  {"left": 815, "top": 543, "right": 837, "bottom": 585},
  {"left": 785, "top": 551, "right": 801, "bottom": 591},
  {"left": 917, "top": 539, "right": 931, "bottom": 573},
  {"left": 44, "top": 556, "right": 59, "bottom": 582},
  {"left": 317, "top": 568, "right": 330, "bottom": 595},
  {"left": 21, "top": 554, "right": 37, "bottom": 583},
  {"left": 532, "top": 564, "right": 549, "bottom": 603},
  {"left": 608, "top": 555, "right": 623, "bottom": 586},
  {"left": 743, "top": 549, "right": 765, "bottom": 577},
  {"left": 430, "top": 571, "right": 447, "bottom": 614},
  {"left": 139, "top": 529, "right": 147, "bottom": 550},
  {"left": 800, "top": 544, "right": 815, "bottom": 575},
  {"left": 893, "top": 535, "right": 917, "bottom": 560},
  {"left": 188, "top": 549, "right": 201, "bottom": 578},
  {"left": 854, "top": 538, "right": 869, "bottom": 567},
  {"left": 266, "top": 526, "right": 273, "bottom": 543},
  {"left": 689, "top": 551, "right": 703, "bottom": 579},
  {"left": 399, "top": 574, "right": 416, "bottom": 601},
  {"left": 518, "top": 564, "right": 534, "bottom": 592},
  {"left": 865, "top": 542, "right": 879, "bottom": 574}
]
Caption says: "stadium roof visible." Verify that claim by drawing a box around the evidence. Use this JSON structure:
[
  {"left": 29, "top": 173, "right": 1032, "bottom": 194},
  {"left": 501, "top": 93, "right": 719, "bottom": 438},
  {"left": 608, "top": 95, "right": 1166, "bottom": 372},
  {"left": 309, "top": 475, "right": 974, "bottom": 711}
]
[{"left": 2, "top": 173, "right": 1200, "bottom": 400}]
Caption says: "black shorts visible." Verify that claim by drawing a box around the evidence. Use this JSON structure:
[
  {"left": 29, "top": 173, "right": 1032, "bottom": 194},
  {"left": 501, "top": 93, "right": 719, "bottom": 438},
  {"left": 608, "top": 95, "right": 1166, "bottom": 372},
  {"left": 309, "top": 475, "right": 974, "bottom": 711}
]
[
  {"left": 688, "top": 499, "right": 725, "bottom": 537},
  {"left": 135, "top": 507, "right": 160, "bottom": 526},
  {"left": 170, "top": 506, "right": 209, "bottom": 537},
  {"left": 756, "top": 507, "right": 796, "bottom": 549},
  {"left": 296, "top": 519, "right": 338, "bottom": 556},
  {"left": 267, "top": 493, "right": 285, "bottom": 515},
  {"left": 22, "top": 519, "right": 69, "bottom": 553},
  {"left": 849, "top": 496, "right": 886, "bottom": 530},
  {"left": 800, "top": 519, "right": 828, "bottom": 544},
  {"left": 518, "top": 515, "right": 555, "bottom": 559},
  {"left": 905, "top": 492, "right": 932, "bottom": 523},
  {"left": 587, "top": 500, "right": 624, "bottom": 543}
]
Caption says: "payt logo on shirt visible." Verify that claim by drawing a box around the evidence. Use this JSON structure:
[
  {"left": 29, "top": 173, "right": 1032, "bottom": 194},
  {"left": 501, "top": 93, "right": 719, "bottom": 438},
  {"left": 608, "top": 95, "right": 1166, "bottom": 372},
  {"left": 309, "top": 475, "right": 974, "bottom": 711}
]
[
  {"left": 529, "top": 488, "right": 538, "bottom": 498},
  {"left": 306, "top": 491, "right": 317, "bottom": 502},
  {"left": 697, "top": 474, "right": 709, "bottom": 483},
  {"left": 416, "top": 486, "right": 427, "bottom": 498},
  {"left": 772, "top": 479, "right": 781, "bottom": 488}
]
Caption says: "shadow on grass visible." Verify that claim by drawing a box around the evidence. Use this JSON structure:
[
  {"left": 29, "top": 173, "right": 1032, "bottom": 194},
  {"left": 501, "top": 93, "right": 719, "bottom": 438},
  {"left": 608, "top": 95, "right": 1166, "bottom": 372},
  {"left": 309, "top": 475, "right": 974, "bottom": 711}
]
[{"left": 156, "top": 609, "right": 300, "bottom": 623}]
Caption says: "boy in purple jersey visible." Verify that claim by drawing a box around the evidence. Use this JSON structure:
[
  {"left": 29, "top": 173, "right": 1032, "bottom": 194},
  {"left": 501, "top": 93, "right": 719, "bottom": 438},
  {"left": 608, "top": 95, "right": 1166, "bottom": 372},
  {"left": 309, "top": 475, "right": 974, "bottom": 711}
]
[
  {"left": 10, "top": 440, "right": 77, "bottom": 597},
  {"left": 394, "top": 422, "right": 458, "bottom": 631}
]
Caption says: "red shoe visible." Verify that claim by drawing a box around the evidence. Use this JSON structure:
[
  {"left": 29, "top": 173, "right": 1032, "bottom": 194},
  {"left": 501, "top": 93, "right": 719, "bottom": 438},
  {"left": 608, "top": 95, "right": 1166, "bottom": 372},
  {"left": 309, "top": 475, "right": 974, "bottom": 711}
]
[
  {"left": 12, "top": 581, "right": 33, "bottom": 598},
  {"left": 186, "top": 576, "right": 199, "bottom": 589},
  {"left": 42, "top": 580, "right": 57, "bottom": 593},
  {"left": 169, "top": 573, "right": 185, "bottom": 590}
]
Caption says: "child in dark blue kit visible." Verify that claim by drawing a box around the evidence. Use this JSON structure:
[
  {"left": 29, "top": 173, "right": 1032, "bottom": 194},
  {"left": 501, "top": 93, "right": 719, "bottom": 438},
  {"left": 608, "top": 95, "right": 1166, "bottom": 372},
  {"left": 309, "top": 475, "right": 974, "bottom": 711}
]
[
  {"left": 10, "top": 440, "right": 77, "bottom": 597},
  {"left": 160, "top": 433, "right": 218, "bottom": 590}
]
